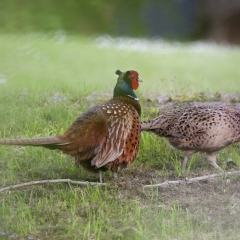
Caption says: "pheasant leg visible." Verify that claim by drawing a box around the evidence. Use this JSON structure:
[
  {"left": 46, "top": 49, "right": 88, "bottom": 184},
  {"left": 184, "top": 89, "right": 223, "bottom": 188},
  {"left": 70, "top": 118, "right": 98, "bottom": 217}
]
[
  {"left": 99, "top": 170, "right": 103, "bottom": 183},
  {"left": 112, "top": 172, "right": 117, "bottom": 180},
  {"left": 207, "top": 152, "right": 223, "bottom": 172},
  {"left": 182, "top": 150, "right": 196, "bottom": 172}
]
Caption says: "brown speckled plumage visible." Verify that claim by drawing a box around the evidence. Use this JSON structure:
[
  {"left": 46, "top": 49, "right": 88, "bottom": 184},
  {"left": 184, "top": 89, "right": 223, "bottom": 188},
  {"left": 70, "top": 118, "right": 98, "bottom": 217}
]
[
  {"left": 141, "top": 106, "right": 240, "bottom": 171},
  {"left": 0, "top": 70, "right": 142, "bottom": 182}
]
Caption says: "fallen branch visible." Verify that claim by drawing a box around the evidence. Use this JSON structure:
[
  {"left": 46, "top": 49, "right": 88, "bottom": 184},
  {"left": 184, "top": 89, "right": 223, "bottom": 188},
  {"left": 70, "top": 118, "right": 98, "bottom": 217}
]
[
  {"left": 143, "top": 170, "right": 240, "bottom": 188},
  {"left": 0, "top": 179, "right": 107, "bottom": 193}
]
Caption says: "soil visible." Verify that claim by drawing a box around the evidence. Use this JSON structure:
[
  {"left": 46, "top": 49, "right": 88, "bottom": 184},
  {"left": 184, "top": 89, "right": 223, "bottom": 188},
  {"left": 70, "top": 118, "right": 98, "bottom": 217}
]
[{"left": 102, "top": 167, "right": 240, "bottom": 239}]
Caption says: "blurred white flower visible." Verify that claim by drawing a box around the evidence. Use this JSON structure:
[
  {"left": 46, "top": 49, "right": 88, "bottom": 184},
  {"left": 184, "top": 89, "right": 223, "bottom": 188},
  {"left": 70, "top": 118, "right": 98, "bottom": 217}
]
[{"left": 0, "top": 74, "right": 7, "bottom": 84}]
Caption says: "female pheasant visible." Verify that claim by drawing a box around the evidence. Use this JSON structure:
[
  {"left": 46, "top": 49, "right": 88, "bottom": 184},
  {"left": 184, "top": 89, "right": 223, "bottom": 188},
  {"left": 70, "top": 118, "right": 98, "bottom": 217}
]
[
  {"left": 141, "top": 106, "right": 240, "bottom": 172},
  {"left": 0, "top": 70, "right": 142, "bottom": 182}
]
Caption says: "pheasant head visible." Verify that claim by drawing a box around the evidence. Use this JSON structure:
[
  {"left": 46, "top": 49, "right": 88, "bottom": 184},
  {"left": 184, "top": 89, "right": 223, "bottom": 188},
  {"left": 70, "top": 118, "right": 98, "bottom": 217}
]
[{"left": 114, "top": 70, "right": 142, "bottom": 100}]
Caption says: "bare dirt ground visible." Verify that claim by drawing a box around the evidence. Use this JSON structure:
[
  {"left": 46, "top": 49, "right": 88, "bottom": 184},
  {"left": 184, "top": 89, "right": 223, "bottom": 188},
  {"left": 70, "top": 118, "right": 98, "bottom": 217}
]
[{"left": 104, "top": 167, "right": 240, "bottom": 239}]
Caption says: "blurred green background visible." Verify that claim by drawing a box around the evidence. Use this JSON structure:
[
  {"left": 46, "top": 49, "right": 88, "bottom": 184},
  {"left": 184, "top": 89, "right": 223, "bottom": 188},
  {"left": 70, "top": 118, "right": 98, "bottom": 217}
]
[
  {"left": 1, "top": 0, "right": 240, "bottom": 43},
  {"left": 0, "top": 0, "right": 240, "bottom": 95}
]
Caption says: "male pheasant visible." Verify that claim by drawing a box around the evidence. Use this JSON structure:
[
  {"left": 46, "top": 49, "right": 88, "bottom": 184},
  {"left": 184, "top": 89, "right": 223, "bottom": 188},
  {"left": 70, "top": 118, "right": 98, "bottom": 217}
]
[
  {"left": 141, "top": 106, "right": 240, "bottom": 172},
  {"left": 0, "top": 70, "right": 142, "bottom": 182}
]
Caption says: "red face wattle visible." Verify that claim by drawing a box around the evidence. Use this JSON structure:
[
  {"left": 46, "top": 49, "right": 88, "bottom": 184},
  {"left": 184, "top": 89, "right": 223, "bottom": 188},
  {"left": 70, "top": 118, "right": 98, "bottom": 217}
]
[{"left": 128, "top": 70, "right": 140, "bottom": 90}]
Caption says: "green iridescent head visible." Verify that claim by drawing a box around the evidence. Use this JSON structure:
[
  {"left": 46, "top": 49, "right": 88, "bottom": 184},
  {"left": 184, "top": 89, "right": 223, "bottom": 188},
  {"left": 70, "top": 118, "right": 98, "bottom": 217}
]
[{"left": 114, "top": 70, "right": 142, "bottom": 99}]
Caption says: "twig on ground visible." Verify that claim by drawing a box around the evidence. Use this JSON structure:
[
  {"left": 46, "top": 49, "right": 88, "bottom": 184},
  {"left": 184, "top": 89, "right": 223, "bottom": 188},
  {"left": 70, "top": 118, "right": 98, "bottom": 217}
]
[
  {"left": 143, "top": 170, "right": 240, "bottom": 188},
  {"left": 0, "top": 179, "right": 107, "bottom": 193},
  {"left": 2, "top": 170, "right": 240, "bottom": 192}
]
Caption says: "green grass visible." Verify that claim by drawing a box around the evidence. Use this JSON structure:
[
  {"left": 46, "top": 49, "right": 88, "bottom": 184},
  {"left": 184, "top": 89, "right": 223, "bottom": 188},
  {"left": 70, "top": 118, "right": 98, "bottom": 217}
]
[
  {"left": 1, "top": 187, "right": 195, "bottom": 239},
  {"left": 1, "top": 33, "right": 240, "bottom": 95},
  {"left": 1, "top": 33, "right": 240, "bottom": 239}
]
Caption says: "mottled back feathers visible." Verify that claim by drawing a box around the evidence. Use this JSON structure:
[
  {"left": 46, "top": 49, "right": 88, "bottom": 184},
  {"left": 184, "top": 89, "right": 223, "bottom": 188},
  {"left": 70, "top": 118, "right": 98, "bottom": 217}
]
[{"left": 141, "top": 106, "right": 240, "bottom": 171}]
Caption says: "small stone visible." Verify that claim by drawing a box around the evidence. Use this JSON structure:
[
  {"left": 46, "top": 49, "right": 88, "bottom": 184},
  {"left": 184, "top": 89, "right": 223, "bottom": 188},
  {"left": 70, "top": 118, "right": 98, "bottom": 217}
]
[{"left": 156, "top": 94, "right": 171, "bottom": 104}]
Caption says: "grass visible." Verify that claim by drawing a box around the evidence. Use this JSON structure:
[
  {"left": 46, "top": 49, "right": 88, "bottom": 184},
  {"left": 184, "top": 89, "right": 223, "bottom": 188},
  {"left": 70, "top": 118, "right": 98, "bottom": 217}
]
[{"left": 0, "top": 32, "right": 240, "bottom": 239}]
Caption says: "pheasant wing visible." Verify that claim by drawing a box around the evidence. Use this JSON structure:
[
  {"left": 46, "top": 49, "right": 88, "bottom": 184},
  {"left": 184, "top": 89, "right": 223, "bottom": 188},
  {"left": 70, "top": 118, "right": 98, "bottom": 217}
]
[
  {"left": 59, "top": 106, "right": 108, "bottom": 160},
  {"left": 168, "top": 111, "right": 207, "bottom": 138},
  {"left": 92, "top": 111, "right": 133, "bottom": 168}
]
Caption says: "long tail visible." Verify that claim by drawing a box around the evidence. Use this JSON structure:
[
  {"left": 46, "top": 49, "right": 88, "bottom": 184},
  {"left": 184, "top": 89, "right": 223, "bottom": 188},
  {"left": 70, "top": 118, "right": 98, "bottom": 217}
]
[{"left": 0, "top": 137, "right": 70, "bottom": 150}]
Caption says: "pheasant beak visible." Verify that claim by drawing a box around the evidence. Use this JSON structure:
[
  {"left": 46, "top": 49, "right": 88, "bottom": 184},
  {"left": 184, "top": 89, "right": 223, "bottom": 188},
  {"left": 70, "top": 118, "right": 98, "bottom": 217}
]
[{"left": 138, "top": 78, "right": 143, "bottom": 82}]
